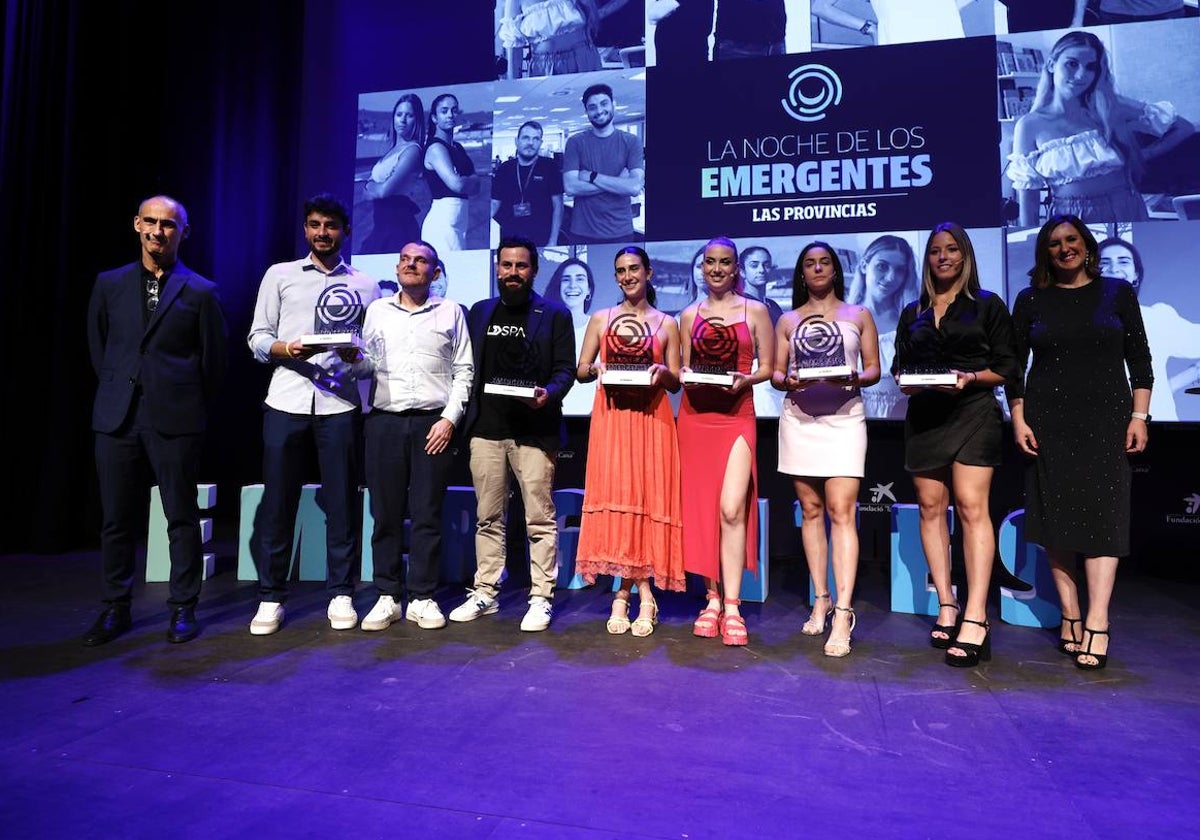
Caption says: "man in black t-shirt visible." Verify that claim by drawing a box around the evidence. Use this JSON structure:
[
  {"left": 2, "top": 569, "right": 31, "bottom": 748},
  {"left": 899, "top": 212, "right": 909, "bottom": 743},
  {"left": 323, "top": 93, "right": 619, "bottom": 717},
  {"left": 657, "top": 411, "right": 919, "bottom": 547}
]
[
  {"left": 490, "top": 121, "right": 564, "bottom": 247},
  {"left": 451, "top": 236, "right": 575, "bottom": 632}
]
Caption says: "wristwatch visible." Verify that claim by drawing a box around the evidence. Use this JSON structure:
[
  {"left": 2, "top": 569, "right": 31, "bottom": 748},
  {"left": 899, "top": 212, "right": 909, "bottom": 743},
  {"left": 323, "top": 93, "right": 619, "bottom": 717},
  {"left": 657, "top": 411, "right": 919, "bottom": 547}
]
[
  {"left": 588, "top": 170, "right": 598, "bottom": 184},
  {"left": 859, "top": 19, "right": 875, "bottom": 35},
  {"left": 1131, "top": 411, "right": 1151, "bottom": 421}
]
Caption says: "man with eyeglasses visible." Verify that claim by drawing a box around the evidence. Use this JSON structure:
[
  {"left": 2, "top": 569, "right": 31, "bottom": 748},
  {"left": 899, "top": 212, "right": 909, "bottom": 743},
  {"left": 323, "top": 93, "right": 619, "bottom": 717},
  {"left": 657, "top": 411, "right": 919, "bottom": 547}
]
[
  {"left": 353, "top": 241, "right": 473, "bottom": 632},
  {"left": 84, "top": 195, "right": 228, "bottom": 646},
  {"left": 246, "top": 193, "right": 381, "bottom": 635}
]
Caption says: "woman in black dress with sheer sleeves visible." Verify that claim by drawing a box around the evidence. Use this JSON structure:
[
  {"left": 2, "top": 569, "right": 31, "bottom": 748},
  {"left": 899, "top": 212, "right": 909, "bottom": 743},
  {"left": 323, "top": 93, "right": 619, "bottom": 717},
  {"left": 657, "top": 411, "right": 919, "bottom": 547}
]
[
  {"left": 1007, "top": 215, "right": 1152, "bottom": 670},
  {"left": 893, "top": 222, "right": 1018, "bottom": 668}
]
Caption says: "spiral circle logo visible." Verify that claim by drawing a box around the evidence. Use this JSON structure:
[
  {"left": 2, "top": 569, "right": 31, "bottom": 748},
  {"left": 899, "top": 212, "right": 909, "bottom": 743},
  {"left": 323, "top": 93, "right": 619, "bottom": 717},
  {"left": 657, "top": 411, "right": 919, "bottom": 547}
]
[
  {"left": 691, "top": 317, "right": 738, "bottom": 367},
  {"left": 605, "top": 313, "right": 653, "bottom": 363},
  {"left": 315, "top": 283, "right": 365, "bottom": 329},
  {"left": 780, "top": 64, "right": 843, "bottom": 123},
  {"left": 794, "top": 316, "right": 844, "bottom": 361}
]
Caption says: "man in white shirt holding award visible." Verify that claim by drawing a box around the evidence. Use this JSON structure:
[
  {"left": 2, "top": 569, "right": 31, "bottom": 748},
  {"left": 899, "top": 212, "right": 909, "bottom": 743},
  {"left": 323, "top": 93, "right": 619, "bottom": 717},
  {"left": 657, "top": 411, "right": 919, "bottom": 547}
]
[
  {"left": 246, "top": 193, "right": 381, "bottom": 635},
  {"left": 355, "top": 241, "right": 474, "bottom": 632}
]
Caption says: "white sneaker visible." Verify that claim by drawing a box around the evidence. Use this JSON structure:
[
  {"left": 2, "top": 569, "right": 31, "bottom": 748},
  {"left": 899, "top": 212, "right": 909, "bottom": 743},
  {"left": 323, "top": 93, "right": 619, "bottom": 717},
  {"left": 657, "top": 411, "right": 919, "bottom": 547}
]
[
  {"left": 406, "top": 598, "right": 447, "bottom": 629},
  {"left": 360, "top": 595, "right": 400, "bottom": 632},
  {"left": 448, "top": 589, "right": 499, "bottom": 623},
  {"left": 250, "top": 602, "right": 284, "bottom": 636},
  {"left": 327, "top": 595, "right": 358, "bottom": 630},
  {"left": 520, "top": 596, "right": 553, "bottom": 632}
]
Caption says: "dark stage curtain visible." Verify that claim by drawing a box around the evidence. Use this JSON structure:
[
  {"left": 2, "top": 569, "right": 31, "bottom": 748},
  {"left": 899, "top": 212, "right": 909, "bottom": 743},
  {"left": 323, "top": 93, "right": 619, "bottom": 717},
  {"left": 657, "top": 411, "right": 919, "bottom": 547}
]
[{"left": 1, "top": 1, "right": 304, "bottom": 551}]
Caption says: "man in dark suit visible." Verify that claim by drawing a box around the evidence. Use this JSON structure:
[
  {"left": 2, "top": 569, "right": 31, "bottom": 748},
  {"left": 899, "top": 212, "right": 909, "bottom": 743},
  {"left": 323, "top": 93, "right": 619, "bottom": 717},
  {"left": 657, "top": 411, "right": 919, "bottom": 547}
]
[
  {"left": 84, "top": 195, "right": 228, "bottom": 645},
  {"left": 448, "top": 236, "right": 575, "bottom": 632}
]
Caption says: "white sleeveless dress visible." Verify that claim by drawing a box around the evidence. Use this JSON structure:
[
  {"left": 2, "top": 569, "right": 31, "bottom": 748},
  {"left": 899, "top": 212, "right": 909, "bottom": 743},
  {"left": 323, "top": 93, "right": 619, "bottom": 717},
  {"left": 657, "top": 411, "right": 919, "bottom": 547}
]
[{"left": 777, "top": 316, "right": 867, "bottom": 478}]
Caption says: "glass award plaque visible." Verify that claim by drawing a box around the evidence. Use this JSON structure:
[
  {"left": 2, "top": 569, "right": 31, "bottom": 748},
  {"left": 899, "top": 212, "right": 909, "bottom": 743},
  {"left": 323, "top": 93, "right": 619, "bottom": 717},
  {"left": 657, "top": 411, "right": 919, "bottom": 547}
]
[
  {"left": 791, "top": 316, "right": 853, "bottom": 380},
  {"left": 682, "top": 365, "right": 735, "bottom": 386},
  {"left": 601, "top": 364, "right": 653, "bottom": 386},
  {"left": 600, "top": 316, "right": 655, "bottom": 386},
  {"left": 898, "top": 367, "right": 958, "bottom": 387},
  {"left": 685, "top": 315, "right": 737, "bottom": 386},
  {"left": 300, "top": 282, "right": 366, "bottom": 349},
  {"left": 483, "top": 378, "right": 539, "bottom": 398}
]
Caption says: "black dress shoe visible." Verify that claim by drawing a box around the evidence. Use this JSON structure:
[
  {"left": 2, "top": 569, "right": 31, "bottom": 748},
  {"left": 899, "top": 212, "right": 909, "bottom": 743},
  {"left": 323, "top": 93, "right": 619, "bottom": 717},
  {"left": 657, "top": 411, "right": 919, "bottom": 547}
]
[
  {"left": 82, "top": 605, "right": 132, "bottom": 647},
  {"left": 166, "top": 605, "right": 200, "bottom": 644}
]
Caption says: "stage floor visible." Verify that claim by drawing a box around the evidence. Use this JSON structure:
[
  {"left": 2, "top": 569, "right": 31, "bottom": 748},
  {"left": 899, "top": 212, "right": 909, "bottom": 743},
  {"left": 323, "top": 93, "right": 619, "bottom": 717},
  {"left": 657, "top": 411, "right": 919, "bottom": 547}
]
[{"left": 2, "top": 550, "right": 1198, "bottom": 838}]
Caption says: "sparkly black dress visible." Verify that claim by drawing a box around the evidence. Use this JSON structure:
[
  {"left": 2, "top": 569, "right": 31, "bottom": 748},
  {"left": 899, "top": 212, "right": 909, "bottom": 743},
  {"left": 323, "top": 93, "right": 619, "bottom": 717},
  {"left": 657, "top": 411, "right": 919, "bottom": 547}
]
[
  {"left": 1008, "top": 278, "right": 1153, "bottom": 556},
  {"left": 893, "top": 290, "right": 1018, "bottom": 472}
]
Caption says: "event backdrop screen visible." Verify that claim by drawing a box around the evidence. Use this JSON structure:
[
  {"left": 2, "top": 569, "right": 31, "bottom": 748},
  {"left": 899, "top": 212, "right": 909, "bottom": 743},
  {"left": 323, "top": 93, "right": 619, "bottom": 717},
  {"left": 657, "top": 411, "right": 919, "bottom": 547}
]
[{"left": 350, "top": 3, "right": 1200, "bottom": 422}]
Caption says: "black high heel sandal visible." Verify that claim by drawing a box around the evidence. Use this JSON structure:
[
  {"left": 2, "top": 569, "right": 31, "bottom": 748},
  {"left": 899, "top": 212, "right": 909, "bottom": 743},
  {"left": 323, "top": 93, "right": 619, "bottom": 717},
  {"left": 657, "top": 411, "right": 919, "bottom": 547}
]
[
  {"left": 1058, "top": 616, "right": 1083, "bottom": 656},
  {"left": 929, "top": 602, "right": 960, "bottom": 650},
  {"left": 1075, "top": 627, "right": 1110, "bottom": 670},
  {"left": 945, "top": 618, "right": 991, "bottom": 667}
]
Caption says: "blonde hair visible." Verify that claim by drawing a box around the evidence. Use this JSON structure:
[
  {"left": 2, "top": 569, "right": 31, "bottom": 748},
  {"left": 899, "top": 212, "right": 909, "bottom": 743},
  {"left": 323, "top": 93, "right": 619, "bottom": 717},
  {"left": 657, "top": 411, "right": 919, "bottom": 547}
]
[{"left": 919, "top": 222, "right": 980, "bottom": 311}]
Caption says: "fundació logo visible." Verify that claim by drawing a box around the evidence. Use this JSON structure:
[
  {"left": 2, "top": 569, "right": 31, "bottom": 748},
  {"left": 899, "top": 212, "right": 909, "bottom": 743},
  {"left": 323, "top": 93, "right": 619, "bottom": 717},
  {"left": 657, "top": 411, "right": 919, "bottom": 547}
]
[{"left": 780, "top": 64, "right": 843, "bottom": 123}]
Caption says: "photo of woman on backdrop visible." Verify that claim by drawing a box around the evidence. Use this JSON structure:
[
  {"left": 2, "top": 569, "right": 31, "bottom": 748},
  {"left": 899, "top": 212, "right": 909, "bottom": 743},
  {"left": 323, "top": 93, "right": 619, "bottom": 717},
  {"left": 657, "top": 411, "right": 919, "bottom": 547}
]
[
  {"left": 1098, "top": 235, "right": 1200, "bottom": 421},
  {"left": 893, "top": 222, "right": 1017, "bottom": 667},
  {"left": 847, "top": 234, "right": 919, "bottom": 419},
  {"left": 545, "top": 257, "right": 598, "bottom": 415},
  {"left": 773, "top": 242, "right": 880, "bottom": 657},
  {"left": 422, "top": 93, "right": 479, "bottom": 254},
  {"left": 1007, "top": 30, "right": 1194, "bottom": 227},
  {"left": 1008, "top": 215, "right": 1153, "bottom": 670},
  {"left": 359, "top": 94, "right": 426, "bottom": 255},
  {"left": 574, "top": 246, "right": 685, "bottom": 635},
  {"left": 497, "top": 0, "right": 603, "bottom": 77}
]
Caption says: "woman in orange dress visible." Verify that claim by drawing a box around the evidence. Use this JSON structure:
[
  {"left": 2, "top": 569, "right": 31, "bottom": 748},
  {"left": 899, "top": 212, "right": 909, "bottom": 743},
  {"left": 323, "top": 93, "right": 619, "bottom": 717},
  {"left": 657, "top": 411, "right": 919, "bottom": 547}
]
[
  {"left": 574, "top": 246, "right": 685, "bottom": 636},
  {"left": 677, "top": 237, "right": 775, "bottom": 646}
]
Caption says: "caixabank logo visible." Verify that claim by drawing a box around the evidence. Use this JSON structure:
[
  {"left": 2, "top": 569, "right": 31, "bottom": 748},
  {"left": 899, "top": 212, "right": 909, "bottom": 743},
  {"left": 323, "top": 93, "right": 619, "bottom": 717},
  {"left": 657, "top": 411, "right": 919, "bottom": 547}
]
[
  {"left": 1167, "top": 492, "right": 1200, "bottom": 525},
  {"left": 859, "top": 479, "right": 898, "bottom": 514}
]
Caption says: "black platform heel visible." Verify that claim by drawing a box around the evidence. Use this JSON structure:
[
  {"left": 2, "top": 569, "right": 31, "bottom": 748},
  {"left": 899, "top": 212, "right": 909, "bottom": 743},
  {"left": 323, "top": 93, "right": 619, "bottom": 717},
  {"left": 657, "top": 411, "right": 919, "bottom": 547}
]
[
  {"left": 1058, "top": 616, "right": 1083, "bottom": 656},
  {"left": 1075, "top": 627, "right": 1109, "bottom": 670},
  {"left": 945, "top": 618, "right": 991, "bottom": 667},
  {"left": 929, "top": 602, "right": 960, "bottom": 650}
]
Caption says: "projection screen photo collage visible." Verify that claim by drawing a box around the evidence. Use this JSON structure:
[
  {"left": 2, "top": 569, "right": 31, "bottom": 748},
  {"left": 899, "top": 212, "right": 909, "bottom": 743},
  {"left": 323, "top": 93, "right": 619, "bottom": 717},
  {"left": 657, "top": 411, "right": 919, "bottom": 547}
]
[{"left": 350, "top": 1, "right": 1200, "bottom": 422}]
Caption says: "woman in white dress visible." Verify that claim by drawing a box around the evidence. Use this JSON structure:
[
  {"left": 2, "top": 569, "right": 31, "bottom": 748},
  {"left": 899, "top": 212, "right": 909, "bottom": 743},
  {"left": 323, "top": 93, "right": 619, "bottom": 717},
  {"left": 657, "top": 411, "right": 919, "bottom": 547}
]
[{"left": 773, "top": 241, "right": 880, "bottom": 656}]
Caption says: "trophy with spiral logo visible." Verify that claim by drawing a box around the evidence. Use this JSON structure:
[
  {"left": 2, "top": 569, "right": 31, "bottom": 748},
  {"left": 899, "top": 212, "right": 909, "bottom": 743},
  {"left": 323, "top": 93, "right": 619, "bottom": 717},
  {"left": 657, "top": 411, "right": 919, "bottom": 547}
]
[
  {"left": 791, "top": 315, "right": 853, "bottom": 380},
  {"left": 300, "top": 282, "right": 366, "bottom": 349},
  {"left": 682, "top": 316, "right": 736, "bottom": 386},
  {"left": 600, "top": 312, "right": 655, "bottom": 386}
]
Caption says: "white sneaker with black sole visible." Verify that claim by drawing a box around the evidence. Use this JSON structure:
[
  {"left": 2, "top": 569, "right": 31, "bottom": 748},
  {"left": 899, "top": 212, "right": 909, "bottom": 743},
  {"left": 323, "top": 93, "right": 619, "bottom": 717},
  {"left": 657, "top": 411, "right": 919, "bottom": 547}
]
[
  {"left": 360, "top": 595, "right": 400, "bottom": 631},
  {"left": 406, "top": 598, "right": 447, "bottom": 629},
  {"left": 520, "top": 596, "right": 553, "bottom": 632},
  {"left": 448, "top": 589, "right": 499, "bottom": 623}
]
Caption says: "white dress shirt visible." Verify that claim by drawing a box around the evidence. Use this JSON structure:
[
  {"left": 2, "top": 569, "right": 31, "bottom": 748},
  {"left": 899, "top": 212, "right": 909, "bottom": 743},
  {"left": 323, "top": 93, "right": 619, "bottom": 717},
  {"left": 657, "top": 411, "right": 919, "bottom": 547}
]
[
  {"left": 247, "top": 256, "right": 381, "bottom": 415},
  {"left": 358, "top": 294, "right": 474, "bottom": 426}
]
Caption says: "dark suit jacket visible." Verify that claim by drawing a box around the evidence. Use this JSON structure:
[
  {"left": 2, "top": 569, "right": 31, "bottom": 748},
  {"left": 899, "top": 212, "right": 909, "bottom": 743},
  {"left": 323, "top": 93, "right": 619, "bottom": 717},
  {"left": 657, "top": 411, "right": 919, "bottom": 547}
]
[
  {"left": 464, "top": 290, "right": 575, "bottom": 450},
  {"left": 87, "top": 260, "right": 228, "bottom": 435}
]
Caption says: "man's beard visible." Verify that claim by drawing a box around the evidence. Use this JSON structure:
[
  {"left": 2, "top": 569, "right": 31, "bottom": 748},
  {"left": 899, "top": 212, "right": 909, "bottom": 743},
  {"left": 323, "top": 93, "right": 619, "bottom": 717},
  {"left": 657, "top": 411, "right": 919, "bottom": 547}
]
[{"left": 500, "top": 281, "right": 532, "bottom": 306}]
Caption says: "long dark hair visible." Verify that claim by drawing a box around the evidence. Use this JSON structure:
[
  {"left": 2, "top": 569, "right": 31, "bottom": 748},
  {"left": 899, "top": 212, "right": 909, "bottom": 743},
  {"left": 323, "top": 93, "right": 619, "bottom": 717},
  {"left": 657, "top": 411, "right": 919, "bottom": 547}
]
[
  {"left": 543, "top": 257, "right": 595, "bottom": 311},
  {"left": 791, "top": 241, "right": 845, "bottom": 309},
  {"left": 614, "top": 245, "right": 657, "bottom": 306},
  {"left": 426, "top": 92, "right": 458, "bottom": 144},
  {"left": 1029, "top": 214, "right": 1101, "bottom": 289}
]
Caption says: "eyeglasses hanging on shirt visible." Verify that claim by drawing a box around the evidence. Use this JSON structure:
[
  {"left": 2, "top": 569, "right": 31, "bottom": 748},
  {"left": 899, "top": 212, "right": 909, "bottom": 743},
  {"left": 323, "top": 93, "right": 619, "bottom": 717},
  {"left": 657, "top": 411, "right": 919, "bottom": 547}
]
[{"left": 146, "top": 276, "right": 160, "bottom": 313}]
